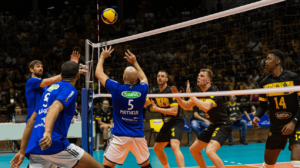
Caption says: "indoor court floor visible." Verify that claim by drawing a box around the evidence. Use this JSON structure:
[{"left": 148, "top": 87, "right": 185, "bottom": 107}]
[{"left": 0, "top": 143, "right": 291, "bottom": 168}]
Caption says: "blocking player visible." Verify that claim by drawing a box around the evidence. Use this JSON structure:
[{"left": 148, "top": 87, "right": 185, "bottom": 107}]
[
  {"left": 10, "top": 61, "right": 103, "bottom": 168},
  {"left": 252, "top": 49, "right": 300, "bottom": 168},
  {"left": 171, "top": 69, "right": 232, "bottom": 168},
  {"left": 25, "top": 51, "right": 81, "bottom": 122},
  {"left": 144, "top": 70, "right": 185, "bottom": 168},
  {"left": 95, "top": 47, "right": 152, "bottom": 168}
]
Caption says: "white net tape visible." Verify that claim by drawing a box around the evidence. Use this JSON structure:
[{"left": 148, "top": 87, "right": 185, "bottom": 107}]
[{"left": 93, "top": 86, "right": 300, "bottom": 98}]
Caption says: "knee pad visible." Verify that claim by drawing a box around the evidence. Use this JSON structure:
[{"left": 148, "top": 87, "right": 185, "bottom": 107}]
[
  {"left": 291, "top": 161, "right": 300, "bottom": 167},
  {"left": 104, "top": 166, "right": 112, "bottom": 168},
  {"left": 141, "top": 163, "right": 152, "bottom": 168},
  {"left": 263, "top": 162, "right": 275, "bottom": 168}
]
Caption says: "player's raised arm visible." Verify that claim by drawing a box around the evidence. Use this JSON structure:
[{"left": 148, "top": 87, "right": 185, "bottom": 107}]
[
  {"left": 124, "top": 50, "right": 148, "bottom": 85},
  {"left": 10, "top": 112, "right": 37, "bottom": 168},
  {"left": 40, "top": 51, "right": 84, "bottom": 87},
  {"left": 171, "top": 81, "right": 195, "bottom": 110},
  {"left": 95, "top": 46, "right": 114, "bottom": 87}
]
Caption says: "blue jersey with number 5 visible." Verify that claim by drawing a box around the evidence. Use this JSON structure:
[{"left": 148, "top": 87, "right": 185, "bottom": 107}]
[{"left": 105, "top": 79, "right": 148, "bottom": 137}]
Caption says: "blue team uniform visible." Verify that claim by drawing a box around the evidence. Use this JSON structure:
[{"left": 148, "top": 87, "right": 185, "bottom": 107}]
[
  {"left": 105, "top": 79, "right": 149, "bottom": 137},
  {"left": 25, "top": 78, "right": 48, "bottom": 122},
  {"left": 26, "top": 80, "right": 77, "bottom": 156}
]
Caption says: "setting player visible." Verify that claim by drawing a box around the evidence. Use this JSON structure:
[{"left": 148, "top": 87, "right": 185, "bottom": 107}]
[
  {"left": 144, "top": 70, "right": 185, "bottom": 168},
  {"left": 95, "top": 47, "right": 152, "bottom": 168},
  {"left": 10, "top": 61, "right": 103, "bottom": 168},
  {"left": 171, "top": 69, "right": 232, "bottom": 168},
  {"left": 26, "top": 51, "right": 81, "bottom": 121},
  {"left": 252, "top": 49, "right": 300, "bottom": 168}
]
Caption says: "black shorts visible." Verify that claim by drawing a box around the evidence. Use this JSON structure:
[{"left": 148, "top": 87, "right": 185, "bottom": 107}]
[
  {"left": 266, "top": 124, "right": 300, "bottom": 150},
  {"left": 155, "top": 118, "right": 184, "bottom": 142},
  {"left": 198, "top": 123, "right": 232, "bottom": 146}
]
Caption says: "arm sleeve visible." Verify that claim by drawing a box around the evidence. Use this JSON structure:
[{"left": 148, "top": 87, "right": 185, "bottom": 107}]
[
  {"left": 255, "top": 82, "right": 268, "bottom": 118},
  {"left": 26, "top": 78, "right": 43, "bottom": 89},
  {"left": 254, "top": 101, "right": 268, "bottom": 118},
  {"left": 140, "top": 82, "right": 149, "bottom": 95},
  {"left": 105, "top": 79, "right": 120, "bottom": 95},
  {"left": 55, "top": 88, "right": 77, "bottom": 114},
  {"left": 169, "top": 97, "right": 178, "bottom": 107},
  {"left": 206, "top": 96, "right": 220, "bottom": 107}
]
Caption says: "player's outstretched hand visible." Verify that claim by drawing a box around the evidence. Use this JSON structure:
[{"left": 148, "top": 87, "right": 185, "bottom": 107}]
[
  {"left": 100, "top": 46, "right": 114, "bottom": 59},
  {"left": 186, "top": 80, "right": 191, "bottom": 93},
  {"left": 281, "top": 122, "right": 296, "bottom": 135},
  {"left": 70, "top": 51, "right": 80, "bottom": 64},
  {"left": 10, "top": 152, "right": 25, "bottom": 168},
  {"left": 252, "top": 117, "right": 260, "bottom": 129},
  {"left": 39, "top": 132, "right": 52, "bottom": 151},
  {"left": 124, "top": 50, "right": 137, "bottom": 64},
  {"left": 150, "top": 99, "right": 159, "bottom": 111},
  {"left": 171, "top": 86, "right": 181, "bottom": 94}
]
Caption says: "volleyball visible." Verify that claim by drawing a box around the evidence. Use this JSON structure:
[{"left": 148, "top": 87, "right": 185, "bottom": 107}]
[{"left": 101, "top": 8, "right": 118, "bottom": 24}]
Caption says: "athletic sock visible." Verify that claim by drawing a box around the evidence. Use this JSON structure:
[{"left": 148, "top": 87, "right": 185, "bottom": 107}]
[
  {"left": 263, "top": 162, "right": 275, "bottom": 168},
  {"left": 103, "top": 139, "right": 107, "bottom": 145},
  {"left": 291, "top": 161, "right": 300, "bottom": 167}
]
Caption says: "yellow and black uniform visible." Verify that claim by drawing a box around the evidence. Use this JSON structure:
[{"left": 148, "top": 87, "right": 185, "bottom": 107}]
[
  {"left": 95, "top": 108, "right": 112, "bottom": 133},
  {"left": 255, "top": 70, "right": 300, "bottom": 150},
  {"left": 193, "top": 86, "right": 232, "bottom": 145},
  {"left": 226, "top": 102, "right": 245, "bottom": 123},
  {"left": 151, "top": 85, "right": 184, "bottom": 142}
]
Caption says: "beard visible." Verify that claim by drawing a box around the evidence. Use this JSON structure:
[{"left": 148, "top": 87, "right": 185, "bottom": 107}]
[{"left": 34, "top": 71, "right": 43, "bottom": 78}]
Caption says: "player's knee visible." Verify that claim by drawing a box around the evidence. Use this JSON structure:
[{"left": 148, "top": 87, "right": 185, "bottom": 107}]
[
  {"left": 206, "top": 148, "right": 216, "bottom": 157},
  {"left": 170, "top": 143, "right": 180, "bottom": 152},
  {"left": 153, "top": 146, "right": 162, "bottom": 153},
  {"left": 189, "top": 146, "right": 198, "bottom": 155},
  {"left": 291, "top": 161, "right": 300, "bottom": 168}
]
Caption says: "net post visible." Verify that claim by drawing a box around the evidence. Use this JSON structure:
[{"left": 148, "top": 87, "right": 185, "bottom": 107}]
[
  {"left": 85, "top": 40, "right": 90, "bottom": 89},
  {"left": 81, "top": 88, "right": 93, "bottom": 156}
]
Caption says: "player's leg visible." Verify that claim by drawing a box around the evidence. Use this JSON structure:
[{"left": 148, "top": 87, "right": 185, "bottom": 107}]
[
  {"left": 208, "top": 123, "right": 232, "bottom": 167},
  {"left": 103, "top": 136, "right": 130, "bottom": 167},
  {"left": 263, "top": 131, "right": 288, "bottom": 168},
  {"left": 289, "top": 127, "right": 300, "bottom": 168},
  {"left": 206, "top": 140, "right": 224, "bottom": 168},
  {"left": 189, "top": 139, "right": 208, "bottom": 168},
  {"left": 153, "top": 123, "right": 172, "bottom": 168},
  {"left": 130, "top": 137, "right": 152, "bottom": 168},
  {"left": 170, "top": 139, "right": 185, "bottom": 168},
  {"left": 29, "top": 154, "right": 54, "bottom": 168},
  {"left": 190, "top": 119, "right": 201, "bottom": 136},
  {"left": 153, "top": 142, "right": 169, "bottom": 168},
  {"left": 75, "top": 151, "right": 104, "bottom": 168}
]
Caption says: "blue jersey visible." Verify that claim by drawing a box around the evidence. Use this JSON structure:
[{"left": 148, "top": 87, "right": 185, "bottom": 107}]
[
  {"left": 105, "top": 79, "right": 149, "bottom": 137},
  {"left": 25, "top": 78, "right": 47, "bottom": 122},
  {"left": 26, "top": 81, "right": 77, "bottom": 155}
]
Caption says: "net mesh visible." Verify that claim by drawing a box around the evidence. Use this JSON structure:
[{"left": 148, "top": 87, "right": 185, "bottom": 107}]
[{"left": 86, "top": 0, "right": 300, "bottom": 100}]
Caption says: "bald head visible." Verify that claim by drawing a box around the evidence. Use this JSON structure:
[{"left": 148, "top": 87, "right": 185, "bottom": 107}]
[{"left": 123, "top": 66, "right": 138, "bottom": 84}]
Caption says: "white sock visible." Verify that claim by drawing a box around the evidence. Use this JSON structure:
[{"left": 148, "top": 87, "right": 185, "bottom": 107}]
[
  {"left": 263, "top": 162, "right": 275, "bottom": 168},
  {"left": 163, "top": 164, "right": 170, "bottom": 168},
  {"left": 291, "top": 161, "right": 300, "bottom": 167}
]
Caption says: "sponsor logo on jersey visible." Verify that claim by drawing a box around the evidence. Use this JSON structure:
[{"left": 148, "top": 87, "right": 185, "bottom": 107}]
[
  {"left": 275, "top": 111, "right": 292, "bottom": 119},
  {"left": 121, "top": 91, "right": 141, "bottom": 98},
  {"left": 47, "top": 84, "right": 60, "bottom": 92}
]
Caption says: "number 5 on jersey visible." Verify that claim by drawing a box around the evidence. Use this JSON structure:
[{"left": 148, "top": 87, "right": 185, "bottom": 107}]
[{"left": 128, "top": 100, "right": 134, "bottom": 110}]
